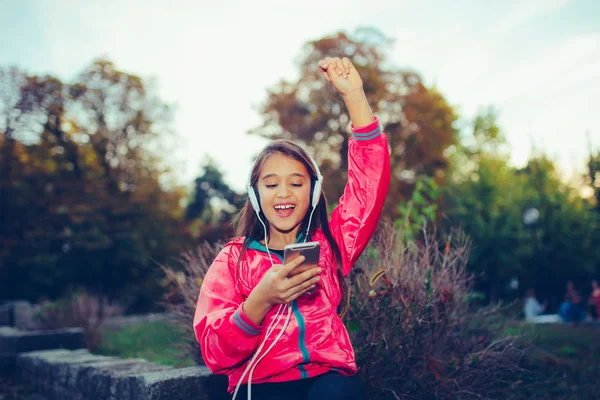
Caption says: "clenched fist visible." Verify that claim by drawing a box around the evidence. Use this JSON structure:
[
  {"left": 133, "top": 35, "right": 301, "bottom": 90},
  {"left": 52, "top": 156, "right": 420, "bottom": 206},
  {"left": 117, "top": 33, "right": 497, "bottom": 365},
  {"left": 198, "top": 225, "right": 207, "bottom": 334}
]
[{"left": 318, "top": 57, "right": 363, "bottom": 97}]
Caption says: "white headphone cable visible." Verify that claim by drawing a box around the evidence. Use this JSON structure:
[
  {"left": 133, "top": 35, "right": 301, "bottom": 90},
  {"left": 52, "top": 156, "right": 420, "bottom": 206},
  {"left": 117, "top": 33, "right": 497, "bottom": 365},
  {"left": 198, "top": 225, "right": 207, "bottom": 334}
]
[
  {"left": 232, "top": 211, "right": 292, "bottom": 400},
  {"left": 236, "top": 149, "right": 322, "bottom": 399},
  {"left": 304, "top": 206, "right": 316, "bottom": 244},
  {"left": 232, "top": 303, "right": 288, "bottom": 400},
  {"left": 246, "top": 304, "right": 292, "bottom": 400},
  {"left": 240, "top": 206, "right": 316, "bottom": 398},
  {"left": 257, "top": 213, "right": 274, "bottom": 265}
]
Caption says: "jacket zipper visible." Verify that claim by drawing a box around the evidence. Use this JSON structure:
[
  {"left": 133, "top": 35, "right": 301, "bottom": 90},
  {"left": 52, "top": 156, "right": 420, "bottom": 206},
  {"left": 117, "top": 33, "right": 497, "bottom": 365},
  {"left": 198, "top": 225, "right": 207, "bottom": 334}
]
[{"left": 247, "top": 239, "right": 311, "bottom": 378}]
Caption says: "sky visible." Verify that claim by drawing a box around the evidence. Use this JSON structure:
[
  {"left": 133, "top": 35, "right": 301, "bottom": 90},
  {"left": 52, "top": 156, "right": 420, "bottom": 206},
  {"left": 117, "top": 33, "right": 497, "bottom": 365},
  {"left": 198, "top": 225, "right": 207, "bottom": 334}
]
[{"left": 1, "top": 0, "right": 599, "bottom": 192}]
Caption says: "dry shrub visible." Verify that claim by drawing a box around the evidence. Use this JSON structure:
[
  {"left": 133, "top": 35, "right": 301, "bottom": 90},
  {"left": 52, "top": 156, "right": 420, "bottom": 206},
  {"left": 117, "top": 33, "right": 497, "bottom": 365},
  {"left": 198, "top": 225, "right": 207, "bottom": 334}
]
[
  {"left": 163, "top": 228, "right": 547, "bottom": 399},
  {"left": 161, "top": 242, "right": 223, "bottom": 365},
  {"left": 34, "top": 291, "right": 123, "bottom": 350},
  {"left": 349, "top": 224, "right": 545, "bottom": 399}
]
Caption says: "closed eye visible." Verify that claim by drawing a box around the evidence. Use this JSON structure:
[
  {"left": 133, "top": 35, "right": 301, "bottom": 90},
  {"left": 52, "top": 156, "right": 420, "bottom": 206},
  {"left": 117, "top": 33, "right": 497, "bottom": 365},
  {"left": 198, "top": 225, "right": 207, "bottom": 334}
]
[{"left": 266, "top": 184, "right": 277, "bottom": 188}]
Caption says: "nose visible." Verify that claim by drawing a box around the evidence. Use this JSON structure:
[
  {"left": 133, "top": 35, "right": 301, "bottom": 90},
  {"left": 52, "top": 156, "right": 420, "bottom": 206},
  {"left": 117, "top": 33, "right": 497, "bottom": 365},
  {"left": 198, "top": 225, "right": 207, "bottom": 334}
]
[{"left": 276, "top": 184, "right": 291, "bottom": 198}]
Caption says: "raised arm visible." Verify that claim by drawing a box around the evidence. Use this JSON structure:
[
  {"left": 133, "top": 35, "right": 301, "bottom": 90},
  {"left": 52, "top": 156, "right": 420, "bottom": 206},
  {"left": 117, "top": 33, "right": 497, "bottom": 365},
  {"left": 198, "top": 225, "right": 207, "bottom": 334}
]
[
  {"left": 330, "top": 121, "right": 390, "bottom": 275},
  {"left": 319, "top": 57, "right": 391, "bottom": 275}
]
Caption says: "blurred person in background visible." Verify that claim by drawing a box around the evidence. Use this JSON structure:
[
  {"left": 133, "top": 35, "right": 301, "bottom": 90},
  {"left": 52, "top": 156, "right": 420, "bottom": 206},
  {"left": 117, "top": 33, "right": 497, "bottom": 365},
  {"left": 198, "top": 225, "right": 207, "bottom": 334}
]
[
  {"left": 560, "top": 281, "right": 587, "bottom": 323},
  {"left": 523, "top": 288, "right": 547, "bottom": 322},
  {"left": 588, "top": 280, "right": 600, "bottom": 321}
]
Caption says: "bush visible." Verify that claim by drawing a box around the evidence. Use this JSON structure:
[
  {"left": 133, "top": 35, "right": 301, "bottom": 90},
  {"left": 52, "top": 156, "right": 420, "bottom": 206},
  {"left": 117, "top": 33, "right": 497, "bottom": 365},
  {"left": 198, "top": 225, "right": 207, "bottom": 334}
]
[
  {"left": 161, "top": 242, "right": 222, "bottom": 365},
  {"left": 163, "top": 228, "right": 546, "bottom": 399},
  {"left": 349, "top": 224, "right": 544, "bottom": 399},
  {"left": 33, "top": 291, "right": 123, "bottom": 350}
]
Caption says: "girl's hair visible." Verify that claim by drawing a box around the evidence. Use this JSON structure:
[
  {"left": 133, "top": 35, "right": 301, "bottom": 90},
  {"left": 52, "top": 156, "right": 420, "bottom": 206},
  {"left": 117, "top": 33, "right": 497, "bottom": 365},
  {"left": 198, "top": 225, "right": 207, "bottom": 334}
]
[{"left": 232, "top": 140, "right": 348, "bottom": 316}]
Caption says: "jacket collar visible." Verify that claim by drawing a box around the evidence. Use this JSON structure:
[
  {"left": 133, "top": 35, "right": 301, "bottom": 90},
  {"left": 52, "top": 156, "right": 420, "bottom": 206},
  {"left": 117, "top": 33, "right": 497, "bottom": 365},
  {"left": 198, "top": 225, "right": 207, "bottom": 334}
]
[{"left": 245, "top": 231, "right": 309, "bottom": 254}]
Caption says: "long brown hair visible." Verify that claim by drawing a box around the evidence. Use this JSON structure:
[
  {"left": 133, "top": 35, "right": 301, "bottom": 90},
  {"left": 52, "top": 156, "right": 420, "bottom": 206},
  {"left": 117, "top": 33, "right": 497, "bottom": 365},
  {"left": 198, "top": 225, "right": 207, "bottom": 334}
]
[{"left": 232, "top": 140, "right": 348, "bottom": 316}]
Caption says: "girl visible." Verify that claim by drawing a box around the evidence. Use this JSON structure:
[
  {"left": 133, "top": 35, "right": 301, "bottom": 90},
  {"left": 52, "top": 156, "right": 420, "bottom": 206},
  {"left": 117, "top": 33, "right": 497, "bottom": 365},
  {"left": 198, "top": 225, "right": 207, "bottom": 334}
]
[
  {"left": 193, "top": 56, "right": 391, "bottom": 400},
  {"left": 589, "top": 280, "right": 600, "bottom": 320}
]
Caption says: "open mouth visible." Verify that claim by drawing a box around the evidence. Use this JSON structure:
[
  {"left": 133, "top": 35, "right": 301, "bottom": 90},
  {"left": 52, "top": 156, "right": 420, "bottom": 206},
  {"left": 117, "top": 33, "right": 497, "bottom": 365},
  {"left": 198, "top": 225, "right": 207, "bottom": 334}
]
[{"left": 274, "top": 204, "right": 296, "bottom": 218}]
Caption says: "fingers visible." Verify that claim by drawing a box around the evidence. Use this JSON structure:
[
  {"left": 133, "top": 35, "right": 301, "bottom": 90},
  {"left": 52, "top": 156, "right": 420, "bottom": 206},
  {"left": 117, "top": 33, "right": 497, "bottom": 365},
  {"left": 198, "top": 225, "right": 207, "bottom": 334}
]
[
  {"left": 318, "top": 59, "right": 330, "bottom": 81},
  {"left": 332, "top": 58, "right": 344, "bottom": 78},
  {"left": 342, "top": 57, "right": 353, "bottom": 76},
  {"left": 329, "top": 57, "right": 344, "bottom": 79},
  {"left": 285, "top": 277, "right": 319, "bottom": 302},
  {"left": 288, "top": 266, "right": 321, "bottom": 288},
  {"left": 280, "top": 255, "right": 306, "bottom": 277},
  {"left": 318, "top": 57, "right": 347, "bottom": 79},
  {"left": 288, "top": 285, "right": 317, "bottom": 303}
]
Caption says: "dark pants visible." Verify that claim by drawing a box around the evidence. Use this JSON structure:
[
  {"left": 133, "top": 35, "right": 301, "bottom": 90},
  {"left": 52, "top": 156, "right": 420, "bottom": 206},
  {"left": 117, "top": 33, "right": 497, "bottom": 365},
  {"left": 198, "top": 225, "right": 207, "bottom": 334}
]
[
  {"left": 234, "top": 372, "right": 366, "bottom": 400},
  {"left": 560, "top": 301, "right": 587, "bottom": 322}
]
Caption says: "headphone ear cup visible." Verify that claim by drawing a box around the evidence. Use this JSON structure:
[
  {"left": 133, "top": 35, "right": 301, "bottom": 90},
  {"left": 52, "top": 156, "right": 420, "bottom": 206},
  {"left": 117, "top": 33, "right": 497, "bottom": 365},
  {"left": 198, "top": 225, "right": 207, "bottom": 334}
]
[
  {"left": 311, "top": 180, "right": 321, "bottom": 209},
  {"left": 248, "top": 186, "right": 261, "bottom": 213}
]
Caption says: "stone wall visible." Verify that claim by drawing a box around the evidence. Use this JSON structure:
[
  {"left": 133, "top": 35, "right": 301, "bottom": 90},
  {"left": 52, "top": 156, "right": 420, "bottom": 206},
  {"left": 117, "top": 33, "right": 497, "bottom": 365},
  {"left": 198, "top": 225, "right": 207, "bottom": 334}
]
[
  {"left": 17, "top": 349, "right": 228, "bottom": 400},
  {"left": 1, "top": 323, "right": 230, "bottom": 399},
  {"left": 0, "top": 326, "right": 84, "bottom": 374},
  {"left": 0, "top": 301, "right": 38, "bottom": 329}
]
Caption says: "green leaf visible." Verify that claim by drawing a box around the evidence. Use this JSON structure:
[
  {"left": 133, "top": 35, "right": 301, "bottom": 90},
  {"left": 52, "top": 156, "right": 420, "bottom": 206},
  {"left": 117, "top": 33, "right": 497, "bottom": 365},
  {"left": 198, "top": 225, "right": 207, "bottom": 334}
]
[{"left": 346, "top": 319, "right": 361, "bottom": 333}]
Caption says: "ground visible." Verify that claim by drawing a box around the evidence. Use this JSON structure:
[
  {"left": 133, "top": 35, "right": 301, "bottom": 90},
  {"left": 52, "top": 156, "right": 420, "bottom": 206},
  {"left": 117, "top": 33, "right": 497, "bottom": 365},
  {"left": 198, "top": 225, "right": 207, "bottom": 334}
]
[
  {"left": 96, "top": 319, "right": 600, "bottom": 399},
  {"left": 4, "top": 319, "right": 598, "bottom": 399}
]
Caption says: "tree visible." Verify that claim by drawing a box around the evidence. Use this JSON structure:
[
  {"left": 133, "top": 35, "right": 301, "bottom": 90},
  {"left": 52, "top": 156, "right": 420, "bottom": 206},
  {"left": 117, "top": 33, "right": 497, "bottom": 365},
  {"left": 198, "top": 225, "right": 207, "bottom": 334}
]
[
  {"left": 445, "top": 154, "right": 528, "bottom": 300},
  {"left": 588, "top": 147, "right": 600, "bottom": 212},
  {"left": 517, "top": 155, "right": 599, "bottom": 306},
  {"left": 443, "top": 108, "right": 522, "bottom": 299},
  {"left": 186, "top": 156, "right": 240, "bottom": 222},
  {"left": 0, "top": 61, "right": 190, "bottom": 312},
  {"left": 444, "top": 109, "right": 599, "bottom": 304},
  {"left": 585, "top": 145, "right": 600, "bottom": 282},
  {"left": 250, "top": 28, "right": 458, "bottom": 220},
  {"left": 185, "top": 157, "right": 242, "bottom": 242}
]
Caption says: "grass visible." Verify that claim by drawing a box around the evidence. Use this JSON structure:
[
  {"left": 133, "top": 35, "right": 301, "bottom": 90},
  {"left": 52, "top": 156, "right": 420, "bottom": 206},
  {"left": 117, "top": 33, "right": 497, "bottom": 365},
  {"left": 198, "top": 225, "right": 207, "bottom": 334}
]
[
  {"left": 525, "top": 323, "right": 600, "bottom": 399},
  {"left": 95, "top": 320, "right": 195, "bottom": 368},
  {"left": 499, "top": 321, "right": 600, "bottom": 400},
  {"left": 95, "top": 319, "right": 600, "bottom": 399}
]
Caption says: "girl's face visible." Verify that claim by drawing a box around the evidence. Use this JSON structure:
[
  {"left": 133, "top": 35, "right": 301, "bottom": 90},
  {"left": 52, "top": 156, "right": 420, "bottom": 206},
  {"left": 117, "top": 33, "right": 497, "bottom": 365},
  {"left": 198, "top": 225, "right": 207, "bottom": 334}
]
[{"left": 256, "top": 152, "right": 312, "bottom": 237}]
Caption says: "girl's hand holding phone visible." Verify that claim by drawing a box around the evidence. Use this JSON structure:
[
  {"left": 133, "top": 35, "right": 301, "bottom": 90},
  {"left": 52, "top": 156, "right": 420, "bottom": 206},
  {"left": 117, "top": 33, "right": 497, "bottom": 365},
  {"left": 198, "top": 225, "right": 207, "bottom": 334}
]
[{"left": 244, "top": 256, "right": 321, "bottom": 324}]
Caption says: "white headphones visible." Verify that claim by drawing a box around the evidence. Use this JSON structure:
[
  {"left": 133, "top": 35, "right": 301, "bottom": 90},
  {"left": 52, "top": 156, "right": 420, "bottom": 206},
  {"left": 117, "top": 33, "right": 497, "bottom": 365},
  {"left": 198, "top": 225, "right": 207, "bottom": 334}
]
[
  {"left": 234, "top": 153, "right": 323, "bottom": 400},
  {"left": 246, "top": 155, "right": 323, "bottom": 214}
]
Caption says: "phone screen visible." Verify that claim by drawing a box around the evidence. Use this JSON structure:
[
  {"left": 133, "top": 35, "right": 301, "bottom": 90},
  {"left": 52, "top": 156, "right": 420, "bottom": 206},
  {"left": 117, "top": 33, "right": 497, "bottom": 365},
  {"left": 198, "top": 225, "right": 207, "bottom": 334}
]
[{"left": 284, "top": 241, "right": 320, "bottom": 277}]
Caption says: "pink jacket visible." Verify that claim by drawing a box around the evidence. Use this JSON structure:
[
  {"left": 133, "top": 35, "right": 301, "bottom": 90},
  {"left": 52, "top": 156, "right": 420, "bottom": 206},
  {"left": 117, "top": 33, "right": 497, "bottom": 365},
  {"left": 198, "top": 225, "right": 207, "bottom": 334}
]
[{"left": 194, "top": 117, "right": 391, "bottom": 393}]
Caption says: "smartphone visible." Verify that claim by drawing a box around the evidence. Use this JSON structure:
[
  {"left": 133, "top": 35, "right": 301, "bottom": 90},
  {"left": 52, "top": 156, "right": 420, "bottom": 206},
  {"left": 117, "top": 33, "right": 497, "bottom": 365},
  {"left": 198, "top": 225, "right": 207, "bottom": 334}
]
[
  {"left": 284, "top": 241, "right": 321, "bottom": 278},
  {"left": 284, "top": 241, "right": 321, "bottom": 295}
]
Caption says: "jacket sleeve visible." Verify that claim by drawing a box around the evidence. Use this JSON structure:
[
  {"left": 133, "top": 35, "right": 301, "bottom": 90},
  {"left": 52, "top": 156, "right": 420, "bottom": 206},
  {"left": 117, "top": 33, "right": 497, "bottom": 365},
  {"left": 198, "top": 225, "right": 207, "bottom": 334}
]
[
  {"left": 193, "top": 243, "right": 263, "bottom": 374},
  {"left": 330, "top": 116, "right": 391, "bottom": 276}
]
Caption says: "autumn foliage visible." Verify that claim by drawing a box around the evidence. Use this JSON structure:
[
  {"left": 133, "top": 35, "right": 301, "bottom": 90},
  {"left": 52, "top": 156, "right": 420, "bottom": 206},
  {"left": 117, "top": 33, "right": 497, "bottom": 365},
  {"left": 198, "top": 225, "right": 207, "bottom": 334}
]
[
  {"left": 250, "top": 28, "right": 458, "bottom": 220},
  {"left": 0, "top": 61, "right": 191, "bottom": 311}
]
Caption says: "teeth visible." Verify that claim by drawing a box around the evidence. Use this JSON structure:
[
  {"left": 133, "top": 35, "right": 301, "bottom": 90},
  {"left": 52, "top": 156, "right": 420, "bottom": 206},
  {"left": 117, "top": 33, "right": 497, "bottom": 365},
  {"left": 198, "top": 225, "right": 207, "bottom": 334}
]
[{"left": 275, "top": 205, "right": 295, "bottom": 210}]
